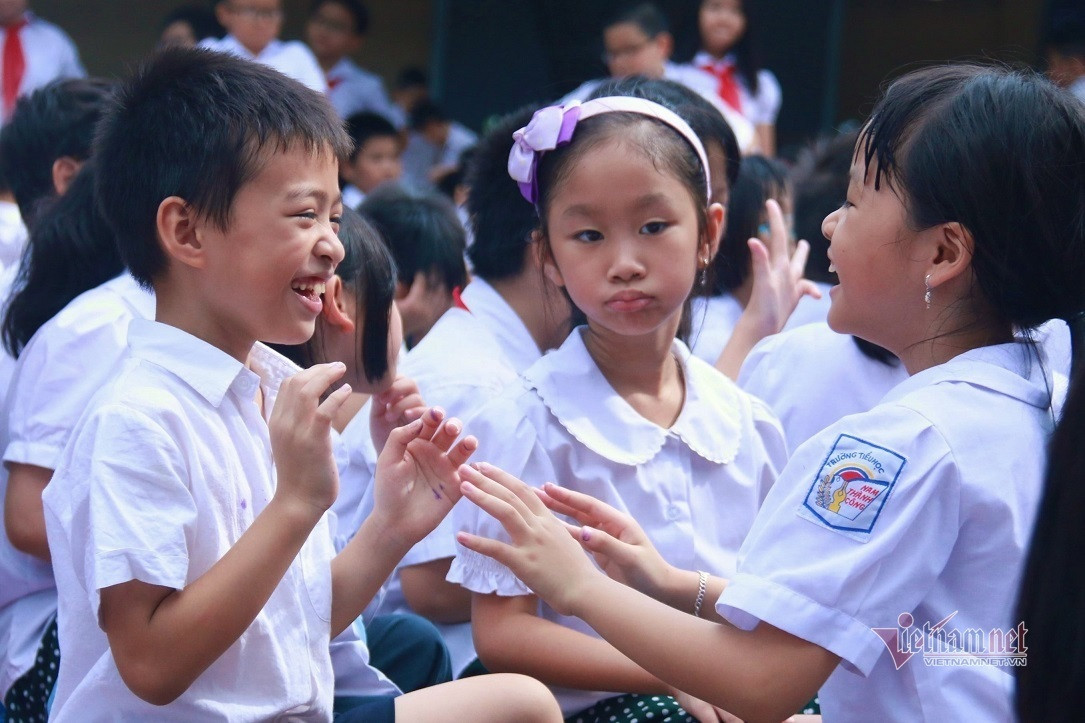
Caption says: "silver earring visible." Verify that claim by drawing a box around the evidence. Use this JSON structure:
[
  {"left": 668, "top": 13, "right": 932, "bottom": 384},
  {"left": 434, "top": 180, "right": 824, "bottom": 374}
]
[
  {"left": 699, "top": 257, "right": 709, "bottom": 287},
  {"left": 924, "top": 274, "right": 932, "bottom": 309}
]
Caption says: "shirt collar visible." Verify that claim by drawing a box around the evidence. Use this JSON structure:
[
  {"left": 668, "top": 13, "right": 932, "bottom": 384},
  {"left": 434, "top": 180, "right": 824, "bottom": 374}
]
[
  {"left": 328, "top": 57, "right": 358, "bottom": 81},
  {"left": 219, "top": 34, "right": 282, "bottom": 61},
  {"left": 128, "top": 319, "right": 300, "bottom": 409},
  {"left": 523, "top": 327, "right": 744, "bottom": 465},
  {"left": 460, "top": 278, "right": 541, "bottom": 372},
  {"left": 694, "top": 51, "right": 737, "bottom": 70},
  {"left": 880, "top": 341, "right": 1053, "bottom": 410}
]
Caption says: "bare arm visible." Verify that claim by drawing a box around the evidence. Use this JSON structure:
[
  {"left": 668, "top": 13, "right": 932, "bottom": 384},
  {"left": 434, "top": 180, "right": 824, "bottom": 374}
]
[
  {"left": 400, "top": 557, "right": 472, "bottom": 624},
  {"left": 4, "top": 463, "right": 53, "bottom": 560}
]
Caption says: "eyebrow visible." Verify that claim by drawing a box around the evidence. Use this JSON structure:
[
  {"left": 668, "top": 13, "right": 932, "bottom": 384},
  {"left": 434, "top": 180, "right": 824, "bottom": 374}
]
[
  {"left": 284, "top": 187, "right": 337, "bottom": 205},
  {"left": 561, "top": 193, "right": 673, "bottom": 218}
]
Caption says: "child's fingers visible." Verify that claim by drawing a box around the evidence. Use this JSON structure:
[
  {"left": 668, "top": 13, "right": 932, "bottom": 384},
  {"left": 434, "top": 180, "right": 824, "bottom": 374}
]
[
  {"left": 763, "top": 199, "right": 787, "bottom": 260},
  {"left": 800, "top": 279, "right": 822, "bottom": 300},
  {"left": 315, "top": 382, "right": 353, "bottom": 422},
  {"left": 297, "top": 361, "right": 348, "bottom": 399},
  {"left": 789, "top": 239, "right": 811, "bottom": 279},
  {"left": 446, "top": 435, "right": 478, "bottom": 469},
  {"left": 384, "top": 416, "right": 427, "bottom": 454},
  {"left": 747, "top": 237, "right": 770, "bottom": 276},
  {"left": 455, "top": 530, "right": 517, "bottom": 568},
  {"left": 541, "top": 483, "right": 625, "bottom": 526},
  {"left": 460, "top": 465, "right": 538, "bottom": 520},
  {"left": 459, "top": 480, "right": 533, "bottom": 539},
  {"left": 424, "top": 417, "right": 463, "bottom": 453},
  {"left": 417, "top": 406, "right": 445, "bottom": 439},
  {"left": 474, "top": 462, "right": 548, "bottom": 516},
  {"left": 386, "top": 394, "right": 425, "bottom": 422}
]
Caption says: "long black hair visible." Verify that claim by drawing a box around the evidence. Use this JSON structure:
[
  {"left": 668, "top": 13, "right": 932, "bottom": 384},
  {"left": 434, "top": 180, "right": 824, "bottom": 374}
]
[{"left": 2, "top": 160, "right": 125, "bottom": 357}]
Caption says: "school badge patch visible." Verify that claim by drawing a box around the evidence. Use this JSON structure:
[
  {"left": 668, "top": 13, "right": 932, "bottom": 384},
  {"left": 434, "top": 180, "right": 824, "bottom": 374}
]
[{"left": 797, "top": 434, "right": 906, "bottom": 542}]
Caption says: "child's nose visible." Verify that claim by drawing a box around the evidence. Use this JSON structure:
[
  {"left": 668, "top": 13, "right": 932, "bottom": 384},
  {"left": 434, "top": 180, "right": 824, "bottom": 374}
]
[
  {"left": 822, "top": 207, "right": 841, "bottom": 241},
  {"left": 320, "top": 226, "right": 346, "bottom": 267},
  {"left": 608, "top": 243, "right": 647, "bottom": 281}
]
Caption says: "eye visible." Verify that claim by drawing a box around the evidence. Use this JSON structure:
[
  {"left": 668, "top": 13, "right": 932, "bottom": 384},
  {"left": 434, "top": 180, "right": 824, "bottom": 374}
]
[
  {"left": 295, "top": 211, "right": 318, "bottom": 220},
  {"left": 640, "top": 220, "right": 669, "bottom": 235},
  {"left": 572, "top": 229, "right": 603, "bottom": 243}
]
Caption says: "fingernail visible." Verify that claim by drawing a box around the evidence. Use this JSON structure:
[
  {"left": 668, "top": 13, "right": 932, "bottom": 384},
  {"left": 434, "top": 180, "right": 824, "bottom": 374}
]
[
  {"left": 461, "top": 481, "right": 476, "bottom": 494},
  {"left": 446, "top": 420, "right": 461, "bottom": 435},
  {"left": 581, "top": 527, "right": 592, "bottom": 541},
  {"left": 429, "top": 407, "right": 441, "bottom": 420}
]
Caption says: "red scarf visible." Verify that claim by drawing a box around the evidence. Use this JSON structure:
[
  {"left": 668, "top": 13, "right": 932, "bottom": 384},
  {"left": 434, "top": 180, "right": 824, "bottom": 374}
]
[
  {"left": 700, "top": 60, "right": 743, "bottom": 114},
  {"left": 2, "top": 17, "right": 28, "bottom": 119}
]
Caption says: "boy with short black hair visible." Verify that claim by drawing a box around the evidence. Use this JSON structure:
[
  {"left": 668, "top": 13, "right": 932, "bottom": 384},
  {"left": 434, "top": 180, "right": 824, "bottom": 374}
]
[
  {"left": 41, "top": 48, "right": 560, "bottom": 723},
  {"left": 342, "top": 110, "right": 402, "bottom": 209}
]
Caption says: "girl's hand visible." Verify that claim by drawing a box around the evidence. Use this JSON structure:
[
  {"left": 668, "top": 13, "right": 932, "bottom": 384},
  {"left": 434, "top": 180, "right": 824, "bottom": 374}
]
[
  {"left": 270, "top": 362, "right": 353, "bottom": 515},
  {"left": 742, "top": 198, "right": 821, "bottom": 338},
  {"left": 371, "top": 407, "right": 478, "bottom": 549},
  {"left": 369, "top": 375, "right": 427, "bottom": 453},
  {"left": 538, "top": 482, "right": 677, "bottom": 602},
  {"left": 456, "top": 463, "right": 602, "bottom": 617},
  {"left": 670, "top": 688, "right": 743, "bottom": 723}
]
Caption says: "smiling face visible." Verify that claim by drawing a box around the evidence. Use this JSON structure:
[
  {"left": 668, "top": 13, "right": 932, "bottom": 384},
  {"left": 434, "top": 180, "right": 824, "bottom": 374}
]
[
  {"left": 541, "top": 137, "right": 712, "bottom": 341},
  {"left": 821, "top": 155, "right": 925, "bottom": 353},
  {"left": 218, "top": 0, "right": 283, "bottom": 55},
  {"left": 349, "top": 136, "right": 402, "bottom": 194},
  {"left": 699, "top": 0, "right": 745, "bottom": 58},
  {"left": 194, "top": 145, "right": 345, "bottom": 357}
]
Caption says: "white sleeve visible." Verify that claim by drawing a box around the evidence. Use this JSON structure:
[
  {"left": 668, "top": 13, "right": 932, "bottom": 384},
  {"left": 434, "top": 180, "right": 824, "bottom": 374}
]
[
  {"left": 749, "top": 69, "right": 782, "bottom": 125},
  {"left": 286, "top": 43, "right": 329, "bottom": 93},
  {"left": 57, "top": 29, "right": 86, "bottom": 79},
  {"left": 447, "top": 395, "right": 554, "bottom": 597},
  {"left": 716, "top": 405, "right": 959, "bottom": 677},
  {"left": 747, "top": 393, "right": 788, "bottom": 502},
  {"left": 56, "top": 404, "right": 195, "bottom": 620}
]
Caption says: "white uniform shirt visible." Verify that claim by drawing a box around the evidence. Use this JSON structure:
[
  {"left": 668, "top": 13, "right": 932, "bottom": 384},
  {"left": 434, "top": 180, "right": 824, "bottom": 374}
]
[
  {"left": 738, "top": 323, "right": 909, "bottom": 453},
  {"left": 0, "top": 200, "right": 27, "bottom": 272},
  {"left": 717, "top": 342, "right": 1054, "bottom": 722},
  {"left": 0, "top": 12, "right": 84, "bottom": 126},
  {"left": 0, "top": 273, "right": 153, "bottom": 700},
  {"left": 43, "top": 322, "right": 341, "bottom": 721},
  {"left": 200, "top": 35, "right": 327, "bottom": 92},
  {"left": 690, "top": 52, "right": 782, "bottom": 126},
  {"left": 689, "top": 284, "right": 833, "bottom": 366},
  {"left": 449, "top": 328, "right": 786, "bottom": 714},
  {"left": 335, "top": 279, "right": 536, "bottom": 672},
  {"left": 326, "top": 57, "right": 405, "bottom": 128}
]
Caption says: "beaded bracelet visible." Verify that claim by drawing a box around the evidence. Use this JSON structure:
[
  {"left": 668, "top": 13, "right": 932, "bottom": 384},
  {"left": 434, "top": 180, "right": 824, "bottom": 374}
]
[{"left": 694, "top": 570, "right": 709, "bottom": 618}]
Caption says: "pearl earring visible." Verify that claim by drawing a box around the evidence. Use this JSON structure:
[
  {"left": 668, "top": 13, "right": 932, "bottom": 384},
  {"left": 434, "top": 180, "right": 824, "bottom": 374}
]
[
  {"left": 699, "top": 257, "right": 709, "bottom": 287},
  {"left": 924, "top": 274, "right": 932, "bottom": 309}
]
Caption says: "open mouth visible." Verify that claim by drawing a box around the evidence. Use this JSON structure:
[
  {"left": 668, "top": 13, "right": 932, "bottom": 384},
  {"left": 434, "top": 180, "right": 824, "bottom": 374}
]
[{"left": 291, "top": 279, "right": 327, "bottom": 312}]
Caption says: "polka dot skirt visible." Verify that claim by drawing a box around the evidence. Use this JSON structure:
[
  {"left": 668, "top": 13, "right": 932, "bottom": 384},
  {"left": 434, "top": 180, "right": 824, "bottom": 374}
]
[
  {"left": 567, "top": 694, "right": 695, "bottom": 723},
  {"left": 3, "top": 619, "right": 59, "bottom": 723}
]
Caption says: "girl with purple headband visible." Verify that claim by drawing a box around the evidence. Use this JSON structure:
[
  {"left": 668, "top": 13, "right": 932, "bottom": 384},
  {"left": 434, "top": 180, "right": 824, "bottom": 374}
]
[{"left": 447, "top": 96, "right": 813, "bottom": 722}]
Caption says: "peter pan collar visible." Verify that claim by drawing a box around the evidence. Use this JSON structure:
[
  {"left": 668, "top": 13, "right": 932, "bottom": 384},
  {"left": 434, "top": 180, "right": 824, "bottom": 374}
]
[{"left": 522, "top": 327, "right": 745, "bottom": 465}]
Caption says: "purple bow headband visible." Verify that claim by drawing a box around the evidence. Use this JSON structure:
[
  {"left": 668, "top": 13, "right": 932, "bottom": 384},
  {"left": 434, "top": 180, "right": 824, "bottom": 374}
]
[{"left": 508, "top": 96, "right": 712, "bottom": 205}]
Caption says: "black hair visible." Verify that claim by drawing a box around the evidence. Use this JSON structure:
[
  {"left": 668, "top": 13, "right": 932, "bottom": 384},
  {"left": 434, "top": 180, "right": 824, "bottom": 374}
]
[
  {"left": 359, "top": 185, "right": 467, "bottom": 293},
  {"left": 160, "top": 5, "right": 225, "bottom": 42},
  {"left": 344, "top": 111, "right": 399, "bottom": 161},
  {"left": 699, "top": 0, "right": 762, "bottom": 96},
  {"left": 2, "top": 160, "right": 124, "bottom": 357},
  {"left": 409, "top": 100, "right": 448, "bottom": 131},
  {"left": 94, "top": 48, "right": 352, "bottom": 289},
  {"left": 710, "top": 154, "right": 787, "bottom": 294},
  {"left": 604, "top": 2, "right": 669, "bottom": 39},
  {"left": 790, "top": 128, "right": 858, "bottom": 286},
  {"left": 395, "top": 66, "right": 428, "bottom": 91},
  {"left": 463, "top": 106, "right": 539, "bottom": 281},
  {"left": 309, "top": 0, "right": 369, "bottom": 35},
  {"left": 859, "top": 64, "right": 1085, "bottom": 348},
  {"left": 0, "top": 77, "right": 115, "bottom": 224},
  {"left": 534, "top": 110, "right": 711, "bottom": 342},
  {"left": 1044, "top": 12, "right": 1085, "bottom": 59},
  {"left": 297, "top": 207, "right": 396, "bottom": 381},
  {"left": 589, "top": 76, "right": 740, "bottom": 195},
  {"left": 435, "top": 146, "right": 475, "bottom": 199}
]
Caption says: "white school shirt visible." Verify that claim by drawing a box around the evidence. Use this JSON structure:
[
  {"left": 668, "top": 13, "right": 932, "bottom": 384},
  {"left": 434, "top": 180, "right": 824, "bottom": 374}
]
[
  {"left": 200, "top": 34, "right": 327, "bottom": 93},
  {"left": 449, "top": 327, "right": 786, "bottom": 715},
  {"left": 0, "top": 200, "right": 27, "bottom": 272},
  {"left": 716, "top": 342, "right": 1054, "bottom": 722},
  {"left": 0, "top": 272, "right": 153, "bottom": 700},
  {"left": 0, "top": 12, "right": 84, "bottom": 127},
  {"left": 689, "top": 284, "right": 833, "bottom": 366},
  {"left": 326, "top": 57, "right": 405, "bottom": 128},
  {"left": 690, "top": 52, "right": 782, "bottom": 127},
  {"left": 43, "top": 322, "right": 341, "bottom": 721},
  {"left": 738, "top": 323, "right": 909, "bottom": 454},
  {"left": 335, "top": 279, "right": 537, "bottom": 672}
]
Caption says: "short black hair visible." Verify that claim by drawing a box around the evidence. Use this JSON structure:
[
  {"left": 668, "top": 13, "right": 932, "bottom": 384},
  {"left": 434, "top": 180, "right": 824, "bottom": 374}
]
[
  {"left": 395, "top": 66, "right": 428, "bottom": 91},
  {"left": 790, "top": 128, "right": 858, "bottom": 286},
  {"left": 0, "top": 77, "right": 115, "bottom": 224},
  {"left": 344, "top": 111, "right": 399, "bottom": 160},
  {"left": 359, "top": 185, "right": 467, "bottom": 293},
  {"left": 605, "top": 2, "right": 669, "bottom": 38},
  {"left": 160, "top": 4, "right": 224, "bottom": 41},
  {"left": 2, "top": 160, "right": 124, "bottom": 357},
  {"left": 298, "top": 207, "right": 396, "bottom": 381},
  {"left": 589, "top": 76, "right": 740, "bottom": 195},
  {"left": 860, "top": 63, "right": 1085, "bottom": 332},
  {"left": 464, "top": 105, "right": 538, "bottom": 281},
  {"left": 95, "top": 48, "right": 352, "bottom": 288},
  {"left": 711, "top": 155, "right": 788, "bottom": 293},
  {"left": 409, "top": 100, "right": 448, "bottom": 131},
  {"left": 309, "top": 0, "right": 370, "bottom": 35}
]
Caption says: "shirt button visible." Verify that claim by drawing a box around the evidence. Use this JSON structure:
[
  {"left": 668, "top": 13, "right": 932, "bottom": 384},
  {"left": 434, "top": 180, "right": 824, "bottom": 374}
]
[{"left": 666, "top": 505, "right": 682, "bottom": 521}]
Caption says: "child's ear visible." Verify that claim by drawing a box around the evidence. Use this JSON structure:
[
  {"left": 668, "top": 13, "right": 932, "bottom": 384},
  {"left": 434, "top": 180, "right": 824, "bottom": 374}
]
[
  {"left": 532, "top": 229, "right": 565, "bottom": 287},
  {"left": 704, "top": 202, "right": 726, "bottom": 262},
  {"left": 51, "top": 156, "right": 82, "bottom": 196},
  {"left": 321, "top": 276, "right": 355, "bottom": 333},
  {"left": 926, "top": 221, "right": 974, "bottom": 290},
  {"left": 156, "top": 196, "right": 204, "bottom": 269}
]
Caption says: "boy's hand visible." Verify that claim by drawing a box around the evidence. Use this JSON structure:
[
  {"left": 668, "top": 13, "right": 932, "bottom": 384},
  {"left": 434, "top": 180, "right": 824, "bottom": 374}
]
[
  {"left": 369, "top": 375, "right": 427, "bottom": 453},
  {"left": 269, "top": 362, "right": 352, "bottom": 516},
  {"left": 370, "top": 407, "right": 477, "bottom": 549}
]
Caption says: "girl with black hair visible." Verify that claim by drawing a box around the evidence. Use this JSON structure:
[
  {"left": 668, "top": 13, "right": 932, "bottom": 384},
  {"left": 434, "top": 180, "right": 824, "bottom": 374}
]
[
  {"left": 455, "top": 64, "right": 1085, "bottom": 722},
  {"left": 690, "top": 0, "right": 781, "bottom": 155}
]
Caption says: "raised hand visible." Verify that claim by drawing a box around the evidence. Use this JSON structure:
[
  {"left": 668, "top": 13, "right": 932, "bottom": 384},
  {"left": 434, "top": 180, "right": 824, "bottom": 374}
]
[
  {"left": 538, "top": 483, "right": 676, "bottom": 600},
  {"left": 369, "top": 374, "right": 427, "bottom": 453},
  {"left": 269, "top": 361, "right": 353, "bottom": 515},
  {"left": 456, "top": 463, "right": 602, "bottom": 617},
  {"left": 371, "top": 407, "right": 478, "bottom": 549}
]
